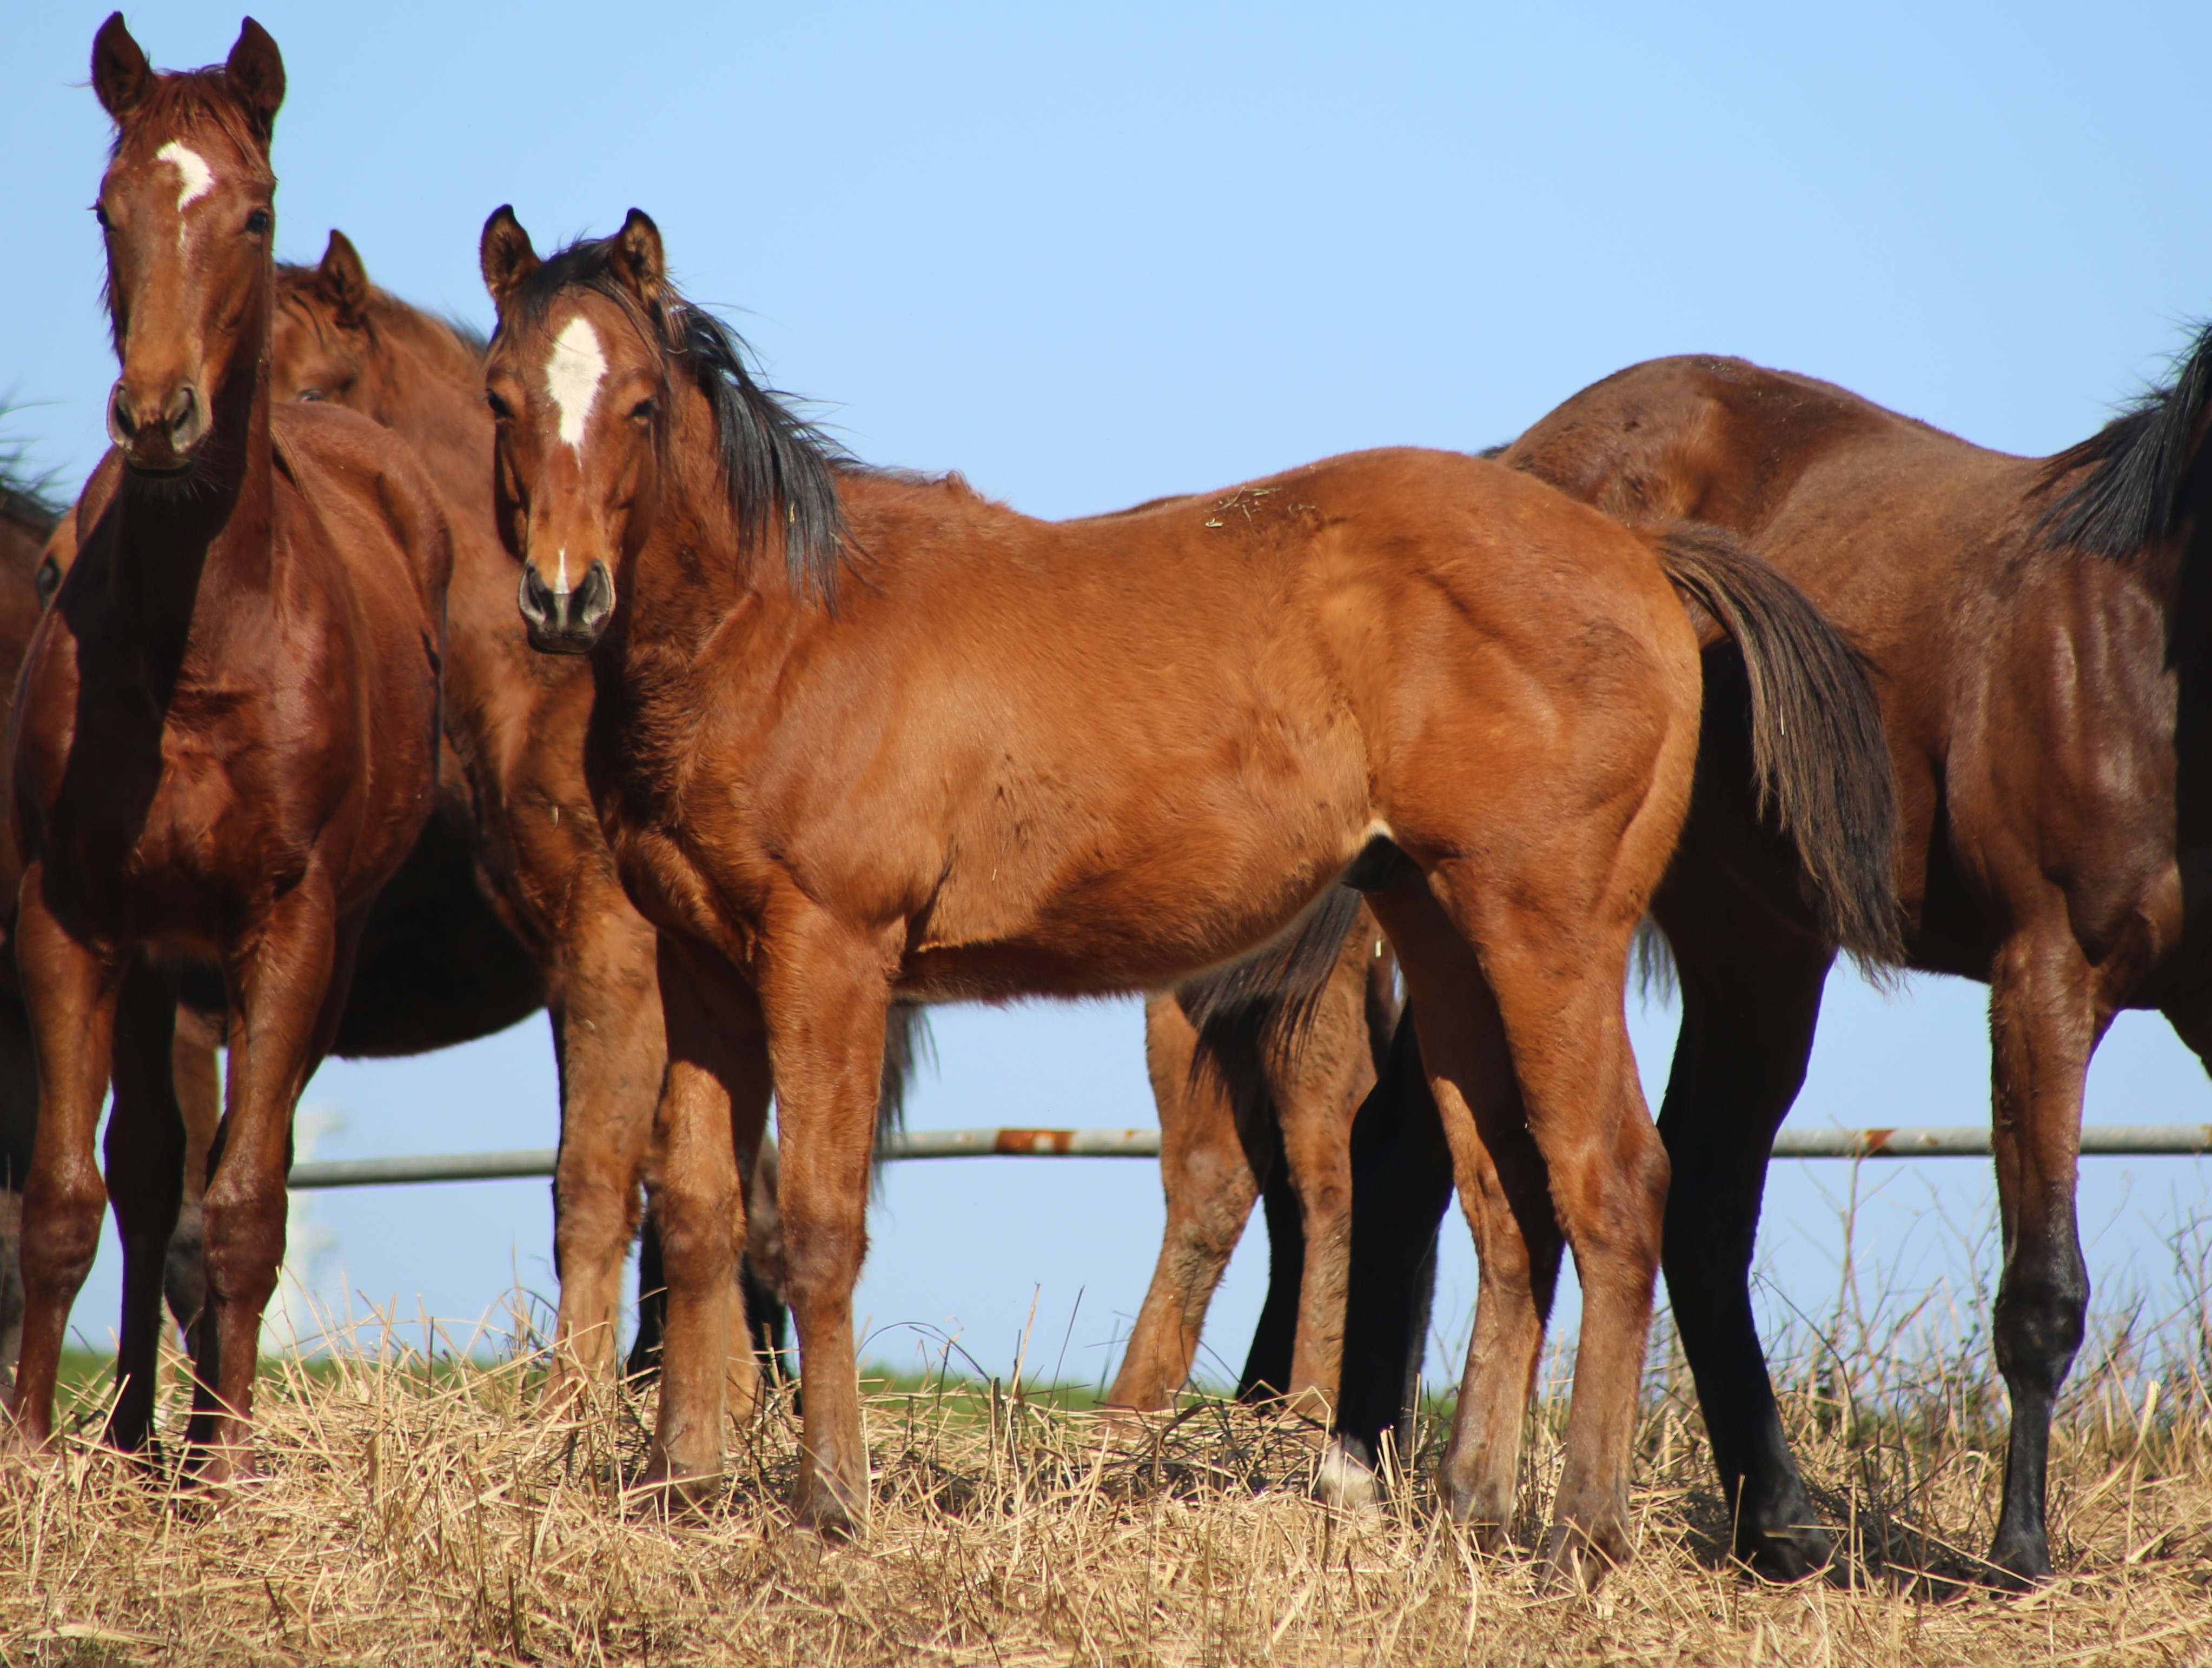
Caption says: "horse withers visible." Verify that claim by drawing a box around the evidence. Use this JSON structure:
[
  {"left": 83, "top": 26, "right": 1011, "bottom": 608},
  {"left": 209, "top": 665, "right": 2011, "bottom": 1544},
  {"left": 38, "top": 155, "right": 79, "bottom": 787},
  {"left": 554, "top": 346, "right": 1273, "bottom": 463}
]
[
  {"left": 471, "top": 204, "right": 1891, "bottom": 1578},
  {"left": 3, "top": 16, "right": 450, "bottom": 1481}
]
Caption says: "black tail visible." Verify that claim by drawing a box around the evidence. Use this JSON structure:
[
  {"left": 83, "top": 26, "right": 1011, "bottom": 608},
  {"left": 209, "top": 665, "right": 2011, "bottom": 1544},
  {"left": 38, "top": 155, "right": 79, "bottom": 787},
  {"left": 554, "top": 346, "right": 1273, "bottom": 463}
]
[
  {"left": 1653, "top": 523, "right": 1904, "bottom": 969},
  {"left": 1175, "top": 884, "right": 1370, "bottom": 1109}
]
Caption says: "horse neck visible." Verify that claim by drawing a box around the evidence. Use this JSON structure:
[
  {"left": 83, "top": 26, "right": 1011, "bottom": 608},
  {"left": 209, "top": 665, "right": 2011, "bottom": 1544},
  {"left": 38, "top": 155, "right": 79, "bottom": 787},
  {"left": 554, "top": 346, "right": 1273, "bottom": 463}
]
[
  {"left": 109, "top": 346, "right": 278, "bottom": 664},
  {"left": 363, "top": 304, "right": 494, "bottom": 520}
]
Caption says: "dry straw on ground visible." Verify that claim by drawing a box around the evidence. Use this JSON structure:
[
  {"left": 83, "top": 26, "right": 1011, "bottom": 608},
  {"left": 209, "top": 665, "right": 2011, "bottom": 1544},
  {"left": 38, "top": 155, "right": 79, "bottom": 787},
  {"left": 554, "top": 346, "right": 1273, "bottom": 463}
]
[{"left": 5, "top": 1274, "right": 2212, "bottom": 1668}]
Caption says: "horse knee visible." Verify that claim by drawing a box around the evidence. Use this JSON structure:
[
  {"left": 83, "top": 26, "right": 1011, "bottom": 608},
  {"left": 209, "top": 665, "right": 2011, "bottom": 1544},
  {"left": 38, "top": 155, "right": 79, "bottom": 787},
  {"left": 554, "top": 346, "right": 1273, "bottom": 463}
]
[
  {"left": 21, "top": 1169, "right": 105, "bottom": 1288},
  {"left": 1995, "top": 1259, "right": 2088, "bottom": 1393},
  {"left": 198, "top": 1183, "right": 286, "bottom": 1308},
  {"left": 653, "top": 1179, "right": 739, "bottom": 1286}
]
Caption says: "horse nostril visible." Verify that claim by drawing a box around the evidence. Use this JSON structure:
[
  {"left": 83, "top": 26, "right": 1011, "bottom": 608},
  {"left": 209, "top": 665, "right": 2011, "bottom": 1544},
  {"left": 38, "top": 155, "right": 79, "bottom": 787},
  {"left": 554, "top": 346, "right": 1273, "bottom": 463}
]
[
  {"left": 165, "top": 383, "right": 197, "bottom": 439},
  {"left": 516, "top": 564, "right": 557, "bottom": 629},
  {"left": 575, "top": 562, "right": 615, "bottom": 634},
  {"left": 109, "top": 383, "right": 140, "bottom": 442}
]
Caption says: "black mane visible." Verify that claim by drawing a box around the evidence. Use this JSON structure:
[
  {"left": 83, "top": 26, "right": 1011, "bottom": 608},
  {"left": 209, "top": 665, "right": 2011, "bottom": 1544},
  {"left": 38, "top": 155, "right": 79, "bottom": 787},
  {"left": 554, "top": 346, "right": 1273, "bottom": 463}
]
[
  {"left": 504, "top": 237, "right": 849, "bottom": 604},
  {"left": 2039, "top": 319, "right": 2212, "bottom": 556},
  {"left": 0, "top": 424, "right": 61, "bottom": 540}
]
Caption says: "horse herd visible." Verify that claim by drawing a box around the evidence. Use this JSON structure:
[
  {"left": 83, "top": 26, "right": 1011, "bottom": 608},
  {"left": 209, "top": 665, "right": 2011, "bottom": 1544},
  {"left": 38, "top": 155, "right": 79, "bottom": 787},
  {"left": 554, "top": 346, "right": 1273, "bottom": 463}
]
[{"left": 2, "top": 12, "right": 2206, "bottom": 1592}]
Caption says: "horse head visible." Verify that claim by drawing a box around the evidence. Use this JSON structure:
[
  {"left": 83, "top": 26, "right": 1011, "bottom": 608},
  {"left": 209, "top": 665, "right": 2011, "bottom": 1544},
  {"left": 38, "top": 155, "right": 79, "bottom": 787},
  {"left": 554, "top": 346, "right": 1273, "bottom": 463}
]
[
  {"left": 90, "top": 12, "right": 283, "bottom": 483},
  {"left": 478, "top": 205, "right": 845, "bottom": 655}
]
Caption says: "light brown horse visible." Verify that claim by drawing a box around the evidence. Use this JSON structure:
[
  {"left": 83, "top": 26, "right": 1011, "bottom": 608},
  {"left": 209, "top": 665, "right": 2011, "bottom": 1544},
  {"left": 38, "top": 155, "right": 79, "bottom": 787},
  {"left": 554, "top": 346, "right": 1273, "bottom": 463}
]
[
  {"left": 1478, "top": 344, "right": 2212, "bottom": 1583},
  {"left": 3, "top": 17, "right": 449, "bottom": 1479},
  {"left": 268, "top": 229, "right": 1376, "bottom": 1413},
  {"left": 473, "top": 206, "right": 1891, "bottom": 1573}
]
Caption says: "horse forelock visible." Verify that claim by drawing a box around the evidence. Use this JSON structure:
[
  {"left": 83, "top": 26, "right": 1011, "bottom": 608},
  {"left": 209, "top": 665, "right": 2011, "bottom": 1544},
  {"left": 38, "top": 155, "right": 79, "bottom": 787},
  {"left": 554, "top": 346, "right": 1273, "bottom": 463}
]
[
  {"left": 498, "top": 235, "right": 850, "bottom": 607},
  {"left": 106, "top": 68, "right": 270, "bottom": 168},
  {"left": 2038, "top": 318, "right": 2212, "bottom": 557}
]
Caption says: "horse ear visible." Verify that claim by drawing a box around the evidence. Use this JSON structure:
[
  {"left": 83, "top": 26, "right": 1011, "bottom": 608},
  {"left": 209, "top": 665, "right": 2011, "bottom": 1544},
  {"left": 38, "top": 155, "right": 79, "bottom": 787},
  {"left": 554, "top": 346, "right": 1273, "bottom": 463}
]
[
  {"left": 91, "top": 13, "right": 153, "bottom": 123},
  {"left": 479, "top": 206, "right": 540, "bottom": 313},
  {"left": 223, "top": 17, "right": 286, "bottom": 142},
  {"left": 608, "top": 209, "right": 667, "bottom": 303},
  {"left": 317, "top": 229, "right": 370, "bottom": 326}
]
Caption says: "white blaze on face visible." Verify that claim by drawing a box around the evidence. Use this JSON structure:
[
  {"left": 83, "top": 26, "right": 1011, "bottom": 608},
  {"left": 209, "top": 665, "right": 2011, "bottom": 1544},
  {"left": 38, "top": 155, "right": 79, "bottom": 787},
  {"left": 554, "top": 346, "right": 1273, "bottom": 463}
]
[
  {"left": 545, "top": 314, "right": 607, "bottom": 451},
  {"left": 154, "top": 140, "right": 215, "bottom": 214}
]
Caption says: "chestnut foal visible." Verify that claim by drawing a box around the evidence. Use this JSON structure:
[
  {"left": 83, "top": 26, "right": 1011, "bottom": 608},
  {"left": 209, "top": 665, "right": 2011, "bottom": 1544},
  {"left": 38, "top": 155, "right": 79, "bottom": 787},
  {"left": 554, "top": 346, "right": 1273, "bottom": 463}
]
[
  {"left": 4, "top": 17, "right": 449, "bottom": 1477},
  {"left": 479, "top": 206, "right": 1753, "bottom": 1577}
]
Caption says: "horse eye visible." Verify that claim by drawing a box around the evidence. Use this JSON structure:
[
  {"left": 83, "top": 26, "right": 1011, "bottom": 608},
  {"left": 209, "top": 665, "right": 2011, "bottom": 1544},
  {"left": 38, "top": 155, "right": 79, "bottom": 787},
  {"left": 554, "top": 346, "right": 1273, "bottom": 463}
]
[
  {"left": 630, "top": 397, "right": 654, "bottom": 422},
  {"left": 92, "top": 202, "right": 111, "bottom": 229},
  {"left": 244, "top": 208, "right": 271, "bottom": 236},
  {"left": 297, "top": 388, "right": 327, "bottom": 403},
  {"left": 485, "top": 391, "right": 513, "bottom": 421}
]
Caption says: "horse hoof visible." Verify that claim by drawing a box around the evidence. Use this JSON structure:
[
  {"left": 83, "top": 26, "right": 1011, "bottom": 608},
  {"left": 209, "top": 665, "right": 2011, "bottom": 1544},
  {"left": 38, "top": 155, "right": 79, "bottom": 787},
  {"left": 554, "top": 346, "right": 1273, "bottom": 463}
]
[
  {"left": 1541, "top": 1520, "right": 1628, "bottom": 1590},
  {"left": 1315, "top": 1439, "right": 1382, "bottom": 1512},
  {"left": 1739, "top": 1523, "right": 1834, "bottom": 1584},
  {"left": 793, "top": 1483, "right": 864, "bottom": 1541},
  {"left": 1981, "top": 1531, "right": 2055, "bottom": 1591},
  {"left": 631, "top": 1464, "right": 719, "bottom": 1518}
]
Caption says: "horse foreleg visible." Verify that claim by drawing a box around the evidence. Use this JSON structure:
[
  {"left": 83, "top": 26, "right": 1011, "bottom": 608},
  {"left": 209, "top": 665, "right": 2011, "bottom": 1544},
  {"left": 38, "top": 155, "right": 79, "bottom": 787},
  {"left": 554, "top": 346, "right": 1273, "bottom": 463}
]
[
  {"left": 638, "top": 933, "right": 768, "bottom": 1503},
  {"left": 546, "top": 907, "right": 663, "bottom": 1403},
  {"left": 103, "top": 963, "right": 187, "bottom": 1453},
  {"left": 1109, "top": 992, "right": 1263, "bottom": 1409},
  {"left": 754, "top": 918, "right": 891, "bottom": 1537},
  {"left": 1984, "top": 925, "right": 2102, "bottom": 1585},
  {"left": 8, "top": 866, "right": 119, "bottom": 1454},
  {"left": 187, "top": 882, "right": 356, "bottom": 1484}
]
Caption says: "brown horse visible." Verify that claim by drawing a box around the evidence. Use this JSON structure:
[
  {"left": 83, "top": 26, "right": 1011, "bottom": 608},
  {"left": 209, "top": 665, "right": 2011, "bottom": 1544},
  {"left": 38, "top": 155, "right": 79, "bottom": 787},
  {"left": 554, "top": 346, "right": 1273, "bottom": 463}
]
[
  {"left": 270, "top": 227, "right": 1368, "bottom": 1410},
  {"left": 3, "top": 17, "right": 450, "bottom": 1480},
  {"left": 0, "top": 467, "right": 58, "bottom": 1386},
  {"left": 1467, "top": 343, "right": 2212, "bottom": 1584},
  {"left": 474, "top": 206, "right": 1891, "bottom": 1574}
]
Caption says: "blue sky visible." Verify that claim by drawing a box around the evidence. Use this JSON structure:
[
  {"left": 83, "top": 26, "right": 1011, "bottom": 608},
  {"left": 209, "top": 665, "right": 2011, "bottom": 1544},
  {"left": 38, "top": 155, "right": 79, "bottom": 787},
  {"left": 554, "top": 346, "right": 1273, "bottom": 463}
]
[{"left": 8, "top": 2, "right": 2212, "bottom": 1386}]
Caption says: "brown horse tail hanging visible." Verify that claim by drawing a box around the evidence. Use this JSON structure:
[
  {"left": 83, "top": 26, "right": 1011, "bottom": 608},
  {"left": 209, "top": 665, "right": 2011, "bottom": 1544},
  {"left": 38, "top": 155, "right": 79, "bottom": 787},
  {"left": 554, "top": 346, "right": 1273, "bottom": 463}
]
[{"left": 1650, "top": 523, "right": 1904, "bottom": 968}]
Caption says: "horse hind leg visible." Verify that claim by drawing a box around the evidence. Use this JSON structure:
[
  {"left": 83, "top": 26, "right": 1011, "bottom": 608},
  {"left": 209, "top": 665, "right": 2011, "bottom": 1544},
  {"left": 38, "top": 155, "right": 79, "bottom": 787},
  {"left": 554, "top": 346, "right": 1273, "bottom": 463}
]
[
  {"left": 1267, "top": 914, "right": 1389, "bottom": 1421},
  {"left": 1366, "top": 882, "right": 1567, "bottom": 1549},
  {"left": 1107, "top": 992, "right": 1264, "bottom": 1410},
  {"left": 1650, "top": 925, "right": 1834, "bottom": 1579},
  {"left": 1400, "top": 856, "right": 1670, "bottom": 1582}
]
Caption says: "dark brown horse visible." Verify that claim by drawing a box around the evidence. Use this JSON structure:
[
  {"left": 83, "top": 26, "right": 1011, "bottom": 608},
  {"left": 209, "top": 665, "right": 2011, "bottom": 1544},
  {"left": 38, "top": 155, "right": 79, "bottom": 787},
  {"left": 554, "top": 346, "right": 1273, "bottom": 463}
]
[
  {"left": 3, "top": 17, "right": 450, "bottom": 1480},
  {"left": 1338, "top": 341, "right": 2212, "bottom": 1585},
  {"left": 474, "top": 206, "right": 1892, "bottom": 1575},
  {"left": 1501, "top": 344, "right": 2212, "bottom": 1584}
]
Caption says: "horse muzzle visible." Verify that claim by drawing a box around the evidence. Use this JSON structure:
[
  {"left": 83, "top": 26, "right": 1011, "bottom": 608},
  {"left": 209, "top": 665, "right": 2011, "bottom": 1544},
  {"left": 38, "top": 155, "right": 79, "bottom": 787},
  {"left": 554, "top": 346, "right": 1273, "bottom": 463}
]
[
  {"left": 518, "top": 558, "right": 615, "bottom": 654},
  {"left": 108, "top": 375, "right": 208, "bottom": 474}
]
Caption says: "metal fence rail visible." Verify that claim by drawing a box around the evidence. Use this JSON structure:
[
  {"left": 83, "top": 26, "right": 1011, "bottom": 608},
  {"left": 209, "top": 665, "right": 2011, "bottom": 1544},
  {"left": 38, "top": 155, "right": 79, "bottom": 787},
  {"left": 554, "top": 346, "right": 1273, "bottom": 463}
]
[{"left": 281, "top": 1123, "right": 2212, "bottom": 1191}]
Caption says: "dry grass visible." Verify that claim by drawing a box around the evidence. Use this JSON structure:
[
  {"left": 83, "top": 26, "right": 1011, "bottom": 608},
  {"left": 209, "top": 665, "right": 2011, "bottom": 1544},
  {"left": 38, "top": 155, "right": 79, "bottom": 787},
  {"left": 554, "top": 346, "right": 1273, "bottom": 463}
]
[{"left": 5, "top": 1291, "right": 2212, "bottom": 1668}]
